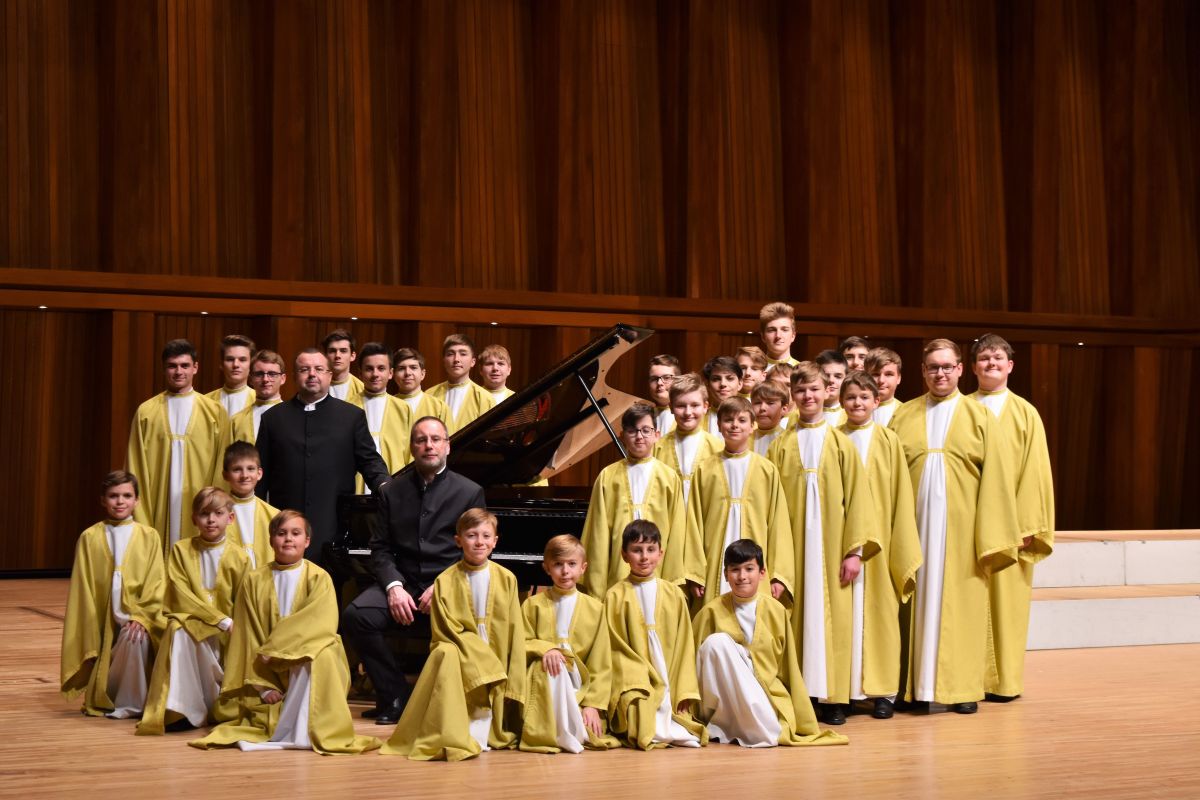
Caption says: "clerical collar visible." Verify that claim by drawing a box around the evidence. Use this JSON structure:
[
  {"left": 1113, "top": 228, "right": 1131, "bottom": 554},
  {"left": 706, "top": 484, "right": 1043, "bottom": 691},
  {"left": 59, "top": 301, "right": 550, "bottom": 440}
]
[
  {"left": 627, "top": 572, "right": 656, "bottom": 584},
  {"left": 106, "top": 518, "right": 133, "bottom": 526},
  {"left": 929, "top": 389, "right": 961, "bottom": 404},
  {"left": 797, "top": 418, "right": 826, "bottom": 429},
  {"left": 301, "top": 393, "right": 329, "bottom": 411},
  {"left": 844, "top": 421, "right": 874, "bottom": 431},
  {"left": 416, "top": 463, "right": 448, "bottom": 487},
  {"left": 271, "top": 559, "right": 304, "bottom": 571},
  {"left": 196, "top": 535, "right": 227, "bottom": 549},
  {"left": 459, "top": 560, "right": 490, "bottom": 573},
  {"left": 723, "top": 448, "right": 752, "bottom": 459}
]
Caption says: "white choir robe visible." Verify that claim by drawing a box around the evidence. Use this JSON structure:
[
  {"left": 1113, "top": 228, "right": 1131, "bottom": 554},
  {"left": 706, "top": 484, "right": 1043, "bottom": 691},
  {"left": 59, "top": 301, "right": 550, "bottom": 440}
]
[
  {"left": 696, "top": 598, "right": 781, "bottom": 747},
  {"left": 105, "top": 522, "right": 153, "bottom": 718}
]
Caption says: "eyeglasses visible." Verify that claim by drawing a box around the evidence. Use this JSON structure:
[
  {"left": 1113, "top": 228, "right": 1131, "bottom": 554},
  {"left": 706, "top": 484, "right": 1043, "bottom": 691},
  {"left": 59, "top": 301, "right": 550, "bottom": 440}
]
[
  {"left": 924, "top": 363, "right": 959, "bottom": 375},
  {"left": 623, "top": 427, "right": 656, "bottom": 439},
  {"left": 648, "top": 375, "right": 677, "bottom": 384},
  {"left": 296, "top": 366, "right": 329, "bottom": 375},
  {"left": 251, "top": 371, "right": 283, "bottom": 380}
]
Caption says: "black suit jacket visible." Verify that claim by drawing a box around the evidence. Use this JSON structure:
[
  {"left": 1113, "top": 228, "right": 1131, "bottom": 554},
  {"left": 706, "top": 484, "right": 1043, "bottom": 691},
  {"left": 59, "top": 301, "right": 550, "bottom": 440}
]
[
  {"left": 368, "top": 468, "right": 486, "bottom": 596},
  {"left": 255, "top": 395, "right": 390, "bottom": 554}
]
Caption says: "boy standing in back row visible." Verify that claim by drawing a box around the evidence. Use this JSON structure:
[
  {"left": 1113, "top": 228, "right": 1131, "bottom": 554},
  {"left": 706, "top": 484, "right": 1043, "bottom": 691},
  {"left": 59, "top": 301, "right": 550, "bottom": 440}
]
[{"left": 429, "top": 334, "right": 495, "bottom": 433}]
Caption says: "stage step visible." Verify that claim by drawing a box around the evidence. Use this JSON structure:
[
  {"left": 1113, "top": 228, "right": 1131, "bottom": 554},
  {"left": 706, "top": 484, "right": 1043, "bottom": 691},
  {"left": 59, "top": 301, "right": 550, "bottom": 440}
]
[
  {"left": 1027, "top": 583, "right": 1200, "bottom": 650},
  {"left": 1034, "top": 530, "right": 1200, "bottom": 588}
]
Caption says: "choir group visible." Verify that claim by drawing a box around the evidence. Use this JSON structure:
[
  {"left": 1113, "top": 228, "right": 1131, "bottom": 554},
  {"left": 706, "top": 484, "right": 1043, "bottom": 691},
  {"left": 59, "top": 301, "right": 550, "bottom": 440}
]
[{"left": 60, "top": 301, "right": 1054, "bottom": 759}]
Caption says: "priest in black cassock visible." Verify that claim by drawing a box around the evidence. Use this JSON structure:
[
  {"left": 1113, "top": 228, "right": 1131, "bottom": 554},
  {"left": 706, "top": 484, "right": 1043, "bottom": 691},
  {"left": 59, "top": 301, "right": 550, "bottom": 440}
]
[{"left": 255, "top": 348, "right": 390, "bottom": 562}]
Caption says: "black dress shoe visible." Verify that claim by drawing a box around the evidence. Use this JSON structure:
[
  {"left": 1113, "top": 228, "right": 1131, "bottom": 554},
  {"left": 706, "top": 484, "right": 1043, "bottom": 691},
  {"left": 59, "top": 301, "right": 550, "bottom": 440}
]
[
  {"left": 872, "top": 698, "right": 895, "bottom": 719},
  {"left": 822, "top": 704, "right": 846, "bottom": 725},
  {"left": 374, "top": 697, "right": 406, "bottom": 726},
  {"left": 361, "top": 706, "right": 381, "bottom": 719},
  {"left": 952, "top": 702, "right": 978, "bottom": 714},
  {"left": 984, "top": 692, "right": 1017, "bottom": 703}
]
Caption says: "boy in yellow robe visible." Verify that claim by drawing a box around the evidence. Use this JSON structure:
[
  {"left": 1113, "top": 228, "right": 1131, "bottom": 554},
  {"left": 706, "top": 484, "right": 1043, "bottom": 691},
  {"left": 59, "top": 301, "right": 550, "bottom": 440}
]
[
  {"left": 647, "top": 354, "right": 682, "bottom": 435},
  {"left": 969, "top": 334, "right": 1054, "bottom": 702},
  {"left": 815, "top": 350, "right": 849, "bottom": 427},
  {"left": 583, "top": 403, "right": 691, "bottom": 596},
  {"left": 839, "top": 336, "right": 870, "bottom": 373},
  {"left": 735, "top": 346, "right": 768, "bottom": 399},
  {"left": 61, "top": 470, "right": 165, "bottom": 718},
  {"left": 839, "top": 372, "right": 923, "bottom": 719},
  {"left": 428, "top": 333, "right": 496, "bottom": 433},
  {"left": 138, "top": 487, "right": 251, "bottom": 734},
  {"left": 605, "top": 520, "right": 707, "bottom": 749},
  {"left": 520, "top": 534, "right": 620, "bottom": 753},
  {"left": 890, "top": 338, "right": 1020, "bottom": 713},
  {"left": 205, "top": 334, "right": 256, "bottom": 418},
  {"left": 767, "top": 362, "right": 876, "bottom": 726},
  {"left": 686, "top": 397, "right": 793, "bottom": 615},
  {"left": 353, "top": 342, "right": 413, "bottom": 492},
  {"left": 392, "top": 347, "right": 452, "bottom": 425},
  {"left": 190, "top": 511, "right": 380, "bottom": 754},
  {"left": 223, "top": 442, "right": 278, "bottom": 569},
  {"left": 127, "top": 339, "right": 231, "bottom": 550},
  {"left": 865, "top": 347, "right": 903, "bottom": 427},
  {"left": 382, "top": 509, "right": 525, "bottom": 760},
  {"left": 479, "top": 343, "right": 516, "bottom": 404},
  {"left": 230, "top": 349, "right": 286, "bottom": 444},
  {"left": 324, "top": 328, "right": 364, "bottom": 404},
  {"left": 653, "top": 373, "right": 724, "bottom": 503},
  {"left": 693, "top": 539, "right": 848, "bottom": 747},
  {"left": 701, "top": 356, "right": 743, "bottom": 436},
  {"left": 759, "top": 301, "right": 800, "bottom": 371},
  {"left": 751, "top": 380, "right": 790, "bottom": 456}
]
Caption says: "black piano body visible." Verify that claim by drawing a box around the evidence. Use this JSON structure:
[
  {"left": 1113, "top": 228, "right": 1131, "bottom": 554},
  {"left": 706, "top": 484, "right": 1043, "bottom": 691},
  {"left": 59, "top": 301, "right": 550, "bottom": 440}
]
[{"left": 327, "top": 323, "right": 654, "bottom": 587}]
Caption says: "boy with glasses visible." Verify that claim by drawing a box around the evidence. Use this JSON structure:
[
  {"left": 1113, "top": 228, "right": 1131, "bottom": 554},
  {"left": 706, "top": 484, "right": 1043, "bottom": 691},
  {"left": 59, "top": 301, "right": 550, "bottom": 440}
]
[{"left": 230, "top": 350, "right": 287, "bottom": 444}]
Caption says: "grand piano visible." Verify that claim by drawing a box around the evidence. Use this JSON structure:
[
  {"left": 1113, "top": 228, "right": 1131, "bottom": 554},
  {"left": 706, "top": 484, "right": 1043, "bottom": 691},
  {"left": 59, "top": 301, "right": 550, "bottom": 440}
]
[{"left": 328, "top": 323, "right": 656, "bottom": 586}]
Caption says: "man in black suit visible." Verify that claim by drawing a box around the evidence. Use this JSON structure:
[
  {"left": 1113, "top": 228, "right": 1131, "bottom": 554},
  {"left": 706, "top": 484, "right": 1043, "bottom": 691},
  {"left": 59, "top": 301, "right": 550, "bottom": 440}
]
[
  {"left": 340, "top": 416, "right": 485, "bottom": 725},
  {"left": 255, "top": 348, "right": 390, "bottom": 562}
]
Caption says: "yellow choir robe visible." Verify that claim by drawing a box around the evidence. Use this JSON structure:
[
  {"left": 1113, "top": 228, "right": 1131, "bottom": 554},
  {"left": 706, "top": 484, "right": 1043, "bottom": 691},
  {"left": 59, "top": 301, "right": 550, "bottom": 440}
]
[
  {"left": 329, "top": 373, "right": 365, "bottom": 405},
  {"left": 839, "top": 421, "right": 923, "bottom": 697},
  {"left": 137, "top": 536, "right": 251, "bottom": 734},
  {"left": 766, "top": 355, "right": 800, "bottom": 371},
  {"left": 767, "top": 421, "right": 878, "bottom": 704},
  {"left": 60, "top": 521, "right": 166, "bottom": 716},
  {"left": 824, "top": 405, "right": 847, "bottom": 427},
  {"left": 490, "top": 386, "right": 515, "bottom": 403},
  {"left": 519, "top": 588, "right": 621, "bottom": 752},
  {"left": 229, "top": 398, "right": 281, "bottom": 444},
  {"left": 971, "top": 389, "right": 1055, "bottom": 698},
  {"left": 351, "top": 391, "right": 413, "bottom": 492},
  {"left": 580, "top": 457, "right": 690, "bottom": 597},
  {"left": 382, "top": 560, "right": 526, "bottom": 761},
  {"left": 127, "top": 391, "right": 232, "bottom": 548},
  {"left": 605, "top": 577, "right": 708, "bottom": 749},
  {"left": 686, "top": 450, "right": 795, "bottom": 608},
  {"left": 398, "top": 390, "right": 452, "bottom": 428},
  {"left": 229, "top": 494, "right": 279, "bottom": 570},
  {"left": 890, "top": 391, "right": 1021, "bottom": 704},
  {"left": 692, "top": 594, "right": 848, "bottom": 746},
  {"left": 428, "top": 379, "right": 496, "bottom": 433},
  {"left": 190, "top": 560, "right": 380, "bottom": 754},
  {"left": 653, "top": 428, "right": 724, "bottom": 494},
  {"left": 205, "top": 386, "right": 255, "bottom": 418}
]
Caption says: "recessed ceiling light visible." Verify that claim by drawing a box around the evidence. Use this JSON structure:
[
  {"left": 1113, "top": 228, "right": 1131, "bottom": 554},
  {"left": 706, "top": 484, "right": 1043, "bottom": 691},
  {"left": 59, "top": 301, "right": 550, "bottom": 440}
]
[
  {"left": 490, "top": 322, "right": 499, "bottom": 326},
  {"left": 200, "top": 311, "right": 209, "bottom": 315},
  {"left": 350, "top": 317, "right": 358, "bottom": 321},
  {"left": 37, "top": 305, "right": 47, "bottom": 310}
]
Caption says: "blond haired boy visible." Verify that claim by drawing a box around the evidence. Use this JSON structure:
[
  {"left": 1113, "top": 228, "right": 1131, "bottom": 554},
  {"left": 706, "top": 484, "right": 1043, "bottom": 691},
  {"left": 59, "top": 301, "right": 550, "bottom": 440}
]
[
  {"left": 759, "top": 302, "right": 799, "bottom": 370},
  {"left": 479, "top": 344, "right": 515, "bottom": 403},
  {"left": 751, "top": 381, "right": 791, "bottom": 456},
  {"left": 653, "top": 373, "right": 724, "bottom": 503},
  {"left": 735, "top": 346, "right": 768, "bottom": 398}
]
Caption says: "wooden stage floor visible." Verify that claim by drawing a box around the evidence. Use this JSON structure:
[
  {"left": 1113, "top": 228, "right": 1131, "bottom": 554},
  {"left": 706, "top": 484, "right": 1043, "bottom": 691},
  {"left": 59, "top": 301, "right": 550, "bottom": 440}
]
[{"left": 3, "top": 578, "right": 1197, "bottom": 800}]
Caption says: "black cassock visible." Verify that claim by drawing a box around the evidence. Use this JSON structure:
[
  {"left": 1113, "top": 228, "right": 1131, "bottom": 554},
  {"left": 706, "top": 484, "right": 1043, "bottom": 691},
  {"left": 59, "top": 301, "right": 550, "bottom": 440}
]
[{"left": 254, "top": 394, "right": 390, "bottom": 558}]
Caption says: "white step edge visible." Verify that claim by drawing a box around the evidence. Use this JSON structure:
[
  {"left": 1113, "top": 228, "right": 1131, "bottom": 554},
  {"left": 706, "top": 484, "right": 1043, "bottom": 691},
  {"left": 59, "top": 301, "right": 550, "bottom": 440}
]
[{"left": 1028, "top": 594, "right": 1200, "bottom": 650}]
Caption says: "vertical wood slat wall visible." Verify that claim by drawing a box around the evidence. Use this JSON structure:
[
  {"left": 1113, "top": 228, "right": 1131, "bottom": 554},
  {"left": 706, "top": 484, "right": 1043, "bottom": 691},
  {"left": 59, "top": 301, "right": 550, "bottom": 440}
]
[{"left": 1, "top": 0, "right": 1198, "bottom": 570}]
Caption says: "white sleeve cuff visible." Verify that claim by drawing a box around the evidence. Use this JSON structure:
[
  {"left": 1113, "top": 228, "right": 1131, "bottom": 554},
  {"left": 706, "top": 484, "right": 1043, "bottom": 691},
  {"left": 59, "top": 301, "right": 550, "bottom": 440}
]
[
  {"left": 217, "top": 617, "right": 233, "bottom": 631},
  {"left": 385, "top": 580, "right": 403, "bottom": 592}
]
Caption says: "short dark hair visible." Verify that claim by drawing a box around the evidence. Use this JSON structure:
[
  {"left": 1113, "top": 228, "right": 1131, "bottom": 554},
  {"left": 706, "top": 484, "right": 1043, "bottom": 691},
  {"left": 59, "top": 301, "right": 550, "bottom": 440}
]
[
  {"left": 839, "top": 336, "right": 869, "bottom": 353},
  {"left": 393, "top": 347, "right": 426, "bottom": 370},
  {"left": 359, "top": 342, "right": 392, "bottom": 366},
  {"left": 621, "top": 519, "right": 661, "bottom": 551},
  {"left": 162, "top": 339, "right": 197, "bottom": 363},
  {"left": 322, "top": 329, "right": 356, "bottom": 352},
  {"left": 971, "top": 333, "right": 1015, "bottom": 361},
  {"left": 815, "top": 349, "right": 847, "bottom": 368},
  {"left": 621, "top": 402, "right": 656, "bottom": 432},
  {"left": 703, "top": 355, "right": 743, "bottom": 381},
  {"left": 101, "top": 470, "right": 139, "bottom": 498},
  {"left": 723, "top": 538, "right": 764, "bottom": 569},
  {"left": 223, "top": 441, "right": 261, "bottom": 472}
]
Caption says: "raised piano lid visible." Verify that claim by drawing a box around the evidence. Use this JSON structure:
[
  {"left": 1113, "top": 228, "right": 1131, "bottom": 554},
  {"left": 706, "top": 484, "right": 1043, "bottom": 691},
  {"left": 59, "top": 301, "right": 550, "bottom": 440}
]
[{"left": 395, "top": 324, "right": 655, "bottom": 488}]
